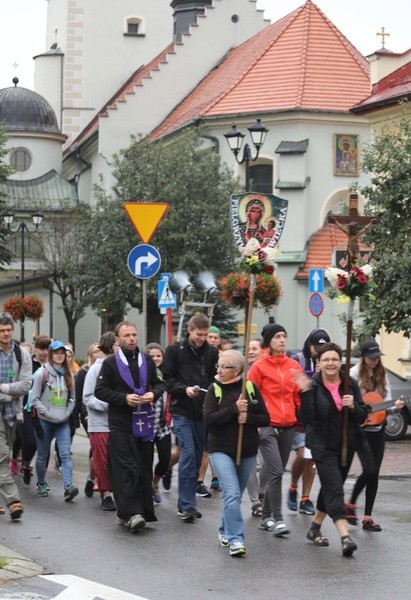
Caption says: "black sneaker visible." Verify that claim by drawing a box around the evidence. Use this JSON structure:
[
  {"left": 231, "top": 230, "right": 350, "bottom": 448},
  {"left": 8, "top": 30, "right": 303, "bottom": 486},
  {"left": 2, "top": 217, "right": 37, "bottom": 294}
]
[
  {"left": 84, "top": 479, "right": 95, "bottom": 498},
  {"left": 162, "top": 469, "right": 172, "bottom": 491},
  {"left": 64, "top": 485, "right": 79, "bottom": 502},
  {"left": 341, "top": 536, "right": 357, "bottom": 557},
  {"left": 178, "top": 507, "right": 202, "bottom": 521},
  {"left": 21, "top": 467, "right": 32, "bottom": 485},
  {"left": 101, "top": 496, "right": 117, "bottom": 511},
  {"left": 196, "top": 482, "right": 211, "bottom": 498}
]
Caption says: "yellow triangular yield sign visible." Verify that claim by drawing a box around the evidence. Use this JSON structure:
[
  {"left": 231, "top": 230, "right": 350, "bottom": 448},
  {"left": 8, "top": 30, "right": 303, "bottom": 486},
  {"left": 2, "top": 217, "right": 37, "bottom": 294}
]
[{"left": 123, "top": 202, "right": 169, "bottom": 243}]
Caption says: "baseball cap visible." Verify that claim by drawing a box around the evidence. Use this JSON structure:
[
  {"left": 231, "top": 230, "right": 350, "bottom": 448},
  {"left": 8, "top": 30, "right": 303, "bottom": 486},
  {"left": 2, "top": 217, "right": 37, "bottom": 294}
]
[
  {"left": 360, "top": 340, "right": 384, "bottom": 359},
  {"left": 310, "top": 330, "right": 331, "bottom": 351},
  {"left": 49, "top": 340, "right": 66, "bottom": 352}
]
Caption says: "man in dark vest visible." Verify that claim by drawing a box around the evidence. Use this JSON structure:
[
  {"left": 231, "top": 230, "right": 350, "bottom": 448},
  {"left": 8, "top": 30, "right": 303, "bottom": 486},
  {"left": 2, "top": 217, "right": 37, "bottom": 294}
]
[{"left": 95, "top": 320, "right": 164, "bottom": 533}]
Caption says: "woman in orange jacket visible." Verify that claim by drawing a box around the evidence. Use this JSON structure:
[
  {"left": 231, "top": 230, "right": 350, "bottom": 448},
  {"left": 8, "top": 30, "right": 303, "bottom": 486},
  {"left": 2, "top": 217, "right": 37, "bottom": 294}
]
[{"left": 248, "top": 324, "right": 303, "bottom": 537}]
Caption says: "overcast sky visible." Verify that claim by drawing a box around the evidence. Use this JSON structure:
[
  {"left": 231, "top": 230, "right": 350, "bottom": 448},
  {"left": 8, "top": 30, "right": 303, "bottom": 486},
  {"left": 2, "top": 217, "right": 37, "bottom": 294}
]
[{"left": 0, "top": 0, "right": 409, "bottom": 91}]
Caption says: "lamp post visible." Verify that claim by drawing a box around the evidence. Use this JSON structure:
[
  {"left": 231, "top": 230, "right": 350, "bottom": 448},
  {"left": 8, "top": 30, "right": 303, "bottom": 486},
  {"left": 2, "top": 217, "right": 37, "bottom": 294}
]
[
  {"left": 224, "top": 117, "right": 269, "bottom": 191},
  {"left": 3, "top": 211, "right": 43, "bottom": 341}
]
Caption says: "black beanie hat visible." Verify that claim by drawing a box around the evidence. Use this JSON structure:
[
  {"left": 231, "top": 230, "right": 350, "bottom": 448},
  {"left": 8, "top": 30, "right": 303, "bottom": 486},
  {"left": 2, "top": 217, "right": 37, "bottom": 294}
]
[{"left": 261, "top": 323, "right": 287, "bottom": 348}]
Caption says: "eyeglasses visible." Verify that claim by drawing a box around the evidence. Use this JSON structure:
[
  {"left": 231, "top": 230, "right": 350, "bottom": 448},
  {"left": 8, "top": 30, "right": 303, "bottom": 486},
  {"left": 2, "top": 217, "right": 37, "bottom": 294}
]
[{"left": 216, "top": 364, "right": 236, "bottom": 370}]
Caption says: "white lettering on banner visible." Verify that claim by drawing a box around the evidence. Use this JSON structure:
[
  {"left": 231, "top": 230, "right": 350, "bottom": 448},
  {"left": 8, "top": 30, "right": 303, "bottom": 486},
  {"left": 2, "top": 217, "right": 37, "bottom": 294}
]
[{"left": 41, "top": 574, "right": 149, "bottom": 600}]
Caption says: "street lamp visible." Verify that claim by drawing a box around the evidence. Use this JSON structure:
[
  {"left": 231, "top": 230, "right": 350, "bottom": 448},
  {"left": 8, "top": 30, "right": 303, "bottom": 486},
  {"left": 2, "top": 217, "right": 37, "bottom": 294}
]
[
  {"left": 3, "top": 210, "right": 43, "bottom": 341},
  {"left": 224, "top": 117, "right": 269, "bottom": 191}
]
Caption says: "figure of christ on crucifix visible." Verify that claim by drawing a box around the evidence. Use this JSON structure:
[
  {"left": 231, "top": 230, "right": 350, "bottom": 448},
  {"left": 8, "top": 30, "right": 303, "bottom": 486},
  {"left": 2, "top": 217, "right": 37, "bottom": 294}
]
[{"left": 328, "top": 192, "right": 376, "bottom": 268}]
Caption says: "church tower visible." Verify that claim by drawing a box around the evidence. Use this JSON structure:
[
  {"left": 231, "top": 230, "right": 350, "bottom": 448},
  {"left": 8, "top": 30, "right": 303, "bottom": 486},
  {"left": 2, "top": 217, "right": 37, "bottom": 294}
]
[{"left": 34, "top": 0, "right": 173, "bottom": 142}]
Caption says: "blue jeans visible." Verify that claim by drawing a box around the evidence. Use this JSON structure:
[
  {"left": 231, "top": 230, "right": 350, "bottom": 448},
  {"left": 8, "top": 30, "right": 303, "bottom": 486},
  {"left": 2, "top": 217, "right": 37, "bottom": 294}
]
[
  {"left": 172, "top": 415, "right": 205, "bottom": 511},
  {"left": 35, "top": 420, "right": 73, "bottom": 490},
  {"left": 210, "top": 452, "right": 256, "bottom": 545}
]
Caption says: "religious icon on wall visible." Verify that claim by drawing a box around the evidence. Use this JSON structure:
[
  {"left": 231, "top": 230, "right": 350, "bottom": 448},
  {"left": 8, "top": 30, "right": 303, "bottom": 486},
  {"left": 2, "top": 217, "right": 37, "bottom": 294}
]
[
  {"left": 230, "top": 192, "right": 288, "bottom": 251},
  {"left": 334, "top": 134, "right": 359, "bottom": 176}
]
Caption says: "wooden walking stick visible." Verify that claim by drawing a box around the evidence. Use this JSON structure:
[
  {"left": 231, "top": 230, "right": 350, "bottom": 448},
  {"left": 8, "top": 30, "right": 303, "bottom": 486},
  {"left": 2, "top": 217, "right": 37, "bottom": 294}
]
[
  {"left": 236, "top": 272, "right": 256, "bottom": 465},
  {"left": 328, "top": 192, "right": 377, "bottom": 465}
]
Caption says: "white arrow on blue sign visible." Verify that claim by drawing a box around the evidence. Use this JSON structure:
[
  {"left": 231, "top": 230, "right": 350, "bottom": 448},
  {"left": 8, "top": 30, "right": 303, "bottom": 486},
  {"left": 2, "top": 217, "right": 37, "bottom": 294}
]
[
  {"left": 308, "top": 268, "right": 324, "bottom": 293},
  {"left": 127, "top": 244, "right": 161, "bottom": 280}
]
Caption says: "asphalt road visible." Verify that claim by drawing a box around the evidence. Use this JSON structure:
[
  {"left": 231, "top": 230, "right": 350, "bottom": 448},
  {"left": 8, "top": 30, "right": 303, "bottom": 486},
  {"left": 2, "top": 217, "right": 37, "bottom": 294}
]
[{"left": 0, "top": 431, "right": 410, "bottom": 600}]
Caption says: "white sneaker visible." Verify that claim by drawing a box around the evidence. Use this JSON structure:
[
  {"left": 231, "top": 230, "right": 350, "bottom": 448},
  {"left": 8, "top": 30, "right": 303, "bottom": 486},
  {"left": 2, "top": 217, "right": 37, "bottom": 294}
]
[
  {"left": 273, "top": 520, "right": 290, "bottom": 536},
  {"left": 126, "top": 514, "right": 146, "bottom": 533},
  {"left": 218, "top": 533, "right": 229, "bottom": 547},
  {"left": 229, "top": 542, "right": 246, "bottom": 557},
  {"left": 258, "top": 518, "right": 275, "bottom": 531}
]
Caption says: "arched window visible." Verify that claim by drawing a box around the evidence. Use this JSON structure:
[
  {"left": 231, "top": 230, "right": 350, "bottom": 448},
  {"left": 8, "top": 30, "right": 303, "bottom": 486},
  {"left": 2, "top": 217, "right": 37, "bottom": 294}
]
[{"left": 7, "top": 234, "right": 44, "bottom": 259}]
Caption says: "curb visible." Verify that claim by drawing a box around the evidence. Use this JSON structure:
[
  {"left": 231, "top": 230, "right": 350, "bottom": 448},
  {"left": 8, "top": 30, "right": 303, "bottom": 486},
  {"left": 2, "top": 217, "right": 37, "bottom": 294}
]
[{"left": 0, "top": 544, "right": 43, "bottom": 584}]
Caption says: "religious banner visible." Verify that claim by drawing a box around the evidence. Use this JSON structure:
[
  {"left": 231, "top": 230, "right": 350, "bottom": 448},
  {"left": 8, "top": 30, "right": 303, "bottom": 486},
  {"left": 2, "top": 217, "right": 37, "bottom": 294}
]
[{"left": 230, "top": 192, "right": 288, "bottom": 251}]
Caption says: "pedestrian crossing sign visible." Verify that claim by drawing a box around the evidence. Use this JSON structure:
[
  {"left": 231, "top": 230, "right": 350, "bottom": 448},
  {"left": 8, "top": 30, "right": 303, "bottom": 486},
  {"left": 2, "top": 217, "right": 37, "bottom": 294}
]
[{"left": 158, "top": 279, "right": 176, "bottom": 309}]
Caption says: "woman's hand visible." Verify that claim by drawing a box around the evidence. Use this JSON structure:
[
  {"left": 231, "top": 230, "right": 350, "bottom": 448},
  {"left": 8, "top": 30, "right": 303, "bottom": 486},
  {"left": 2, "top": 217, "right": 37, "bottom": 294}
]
[
  {"left": 292, "top": 370, "right": 311, "bottom": 392},
  {"left": 236, "top": 396, "right": 248, "bottom": 424},
  {"left": 342, "top": 394, "right": 354, "bottom": 409}
]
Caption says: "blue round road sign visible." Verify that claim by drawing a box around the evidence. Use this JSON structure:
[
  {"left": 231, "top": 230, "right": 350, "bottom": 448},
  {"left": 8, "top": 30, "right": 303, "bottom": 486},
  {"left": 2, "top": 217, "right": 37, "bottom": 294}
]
[
  {"left": 127, "top": 244, "right": 161, "bottom": 280},
  {"left": 309, "top": 293, "right": 324, "bottom": 317}
]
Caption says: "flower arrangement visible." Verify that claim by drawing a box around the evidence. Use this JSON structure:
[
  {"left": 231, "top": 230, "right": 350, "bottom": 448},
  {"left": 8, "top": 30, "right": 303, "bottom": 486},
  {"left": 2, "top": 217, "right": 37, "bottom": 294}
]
[
  {"left": 3, "top": 295, "right": 45, "bottom": 321},
  {"left": 219, "top": 239, "right": 282, "bottom": 311},
  {"left": 325, "top": 264, "right": 376, "bottom": 304}
]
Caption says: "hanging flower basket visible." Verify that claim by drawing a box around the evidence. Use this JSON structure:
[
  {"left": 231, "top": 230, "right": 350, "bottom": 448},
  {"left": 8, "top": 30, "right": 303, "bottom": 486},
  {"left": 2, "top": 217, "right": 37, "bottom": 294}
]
[
  {"left": 3, "top": 295, "right": 45, "bottom": 321},
  {"left": 219, "top": 271, "right": 282, "bottom": 312},
  {"left": 219, "top": 238, "right": 282, "bottom": 312}
]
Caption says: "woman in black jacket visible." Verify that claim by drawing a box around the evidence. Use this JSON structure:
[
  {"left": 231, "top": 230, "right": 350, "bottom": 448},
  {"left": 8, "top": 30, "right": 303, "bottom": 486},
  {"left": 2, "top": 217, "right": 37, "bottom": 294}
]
[
  {"left": 298, "top": 342, "right": 368, "bottom": 557},
  {"left": 204, "top": 350, "right": 269, "bottom": 558}
]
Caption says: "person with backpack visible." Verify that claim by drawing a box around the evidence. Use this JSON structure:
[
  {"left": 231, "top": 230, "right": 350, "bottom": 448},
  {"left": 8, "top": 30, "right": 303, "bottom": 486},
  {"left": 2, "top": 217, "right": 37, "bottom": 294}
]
[
  {"left": 288, "top": 329, "right": 330, "bottom": 515},
  {"left": 0, "top": 312, "right": 32, "bottom": 521},
  {"left": 31, "top": 340, "right": 79, "bottom": 501},
  {"left": 204, "top": 350, "right": 269, "bottom": 557},
  {"left": 10, "top": 335, "right": 52, "bottom": 486},
  {"left": 162, "top": 312, "right": 218, "bottom": 522}
]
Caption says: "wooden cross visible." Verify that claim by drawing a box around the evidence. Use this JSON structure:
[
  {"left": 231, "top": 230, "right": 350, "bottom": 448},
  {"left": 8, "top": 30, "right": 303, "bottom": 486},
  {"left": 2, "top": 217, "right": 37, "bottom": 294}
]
[
  {"left": 328, "top": 192, "right": 378, "bottom": 465},
  {"left": 376, "top": 27, "right": 390, "bottom": 49},
  {"left": 328, "top": 192, "right": 376, "bottom": 271}
]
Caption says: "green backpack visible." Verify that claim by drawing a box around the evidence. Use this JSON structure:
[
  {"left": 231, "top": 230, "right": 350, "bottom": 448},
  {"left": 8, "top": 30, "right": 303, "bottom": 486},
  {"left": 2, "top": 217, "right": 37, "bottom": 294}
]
[{"left": 213, "top": 380, "right": 256, "bottom": 404}]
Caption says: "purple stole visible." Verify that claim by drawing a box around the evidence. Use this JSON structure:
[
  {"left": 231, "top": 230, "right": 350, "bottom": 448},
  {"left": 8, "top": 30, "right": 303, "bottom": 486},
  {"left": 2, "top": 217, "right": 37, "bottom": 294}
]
[{"left": 115, "top": 351, "right": 154, "bottom": 442}]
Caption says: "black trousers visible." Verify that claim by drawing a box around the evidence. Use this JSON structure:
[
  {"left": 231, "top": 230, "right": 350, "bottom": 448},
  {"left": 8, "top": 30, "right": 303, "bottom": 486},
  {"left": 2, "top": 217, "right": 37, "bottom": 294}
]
[
  {"left": 108, "top": 430, "right": 157, "bottom": 522},
  {"left": 350, "top": 427, "right": 385, "bottom": 515},
  {"left": 314, "top": 448, "right": 354, "bottom": 521}
]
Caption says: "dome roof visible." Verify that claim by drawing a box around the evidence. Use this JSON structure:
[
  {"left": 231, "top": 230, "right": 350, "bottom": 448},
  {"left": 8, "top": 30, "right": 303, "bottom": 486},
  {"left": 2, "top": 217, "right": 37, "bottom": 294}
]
[{"left": 0, "top": 78, "right": 60, "bottom": 134}]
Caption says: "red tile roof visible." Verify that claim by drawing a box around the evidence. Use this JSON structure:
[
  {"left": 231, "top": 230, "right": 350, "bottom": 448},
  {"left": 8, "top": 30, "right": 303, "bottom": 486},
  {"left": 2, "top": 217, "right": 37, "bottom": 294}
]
[
  {"left": 152, "top": 0, "right": 370, "bottom": 139},
  {"left": 352, "top": 60, "right": 411, "bottom": 113},
  {"left": 64, "top": 44, "right": 174, "bottom": 155},
  {"left": 295, "top": 222, "right": 369, "bottom": 280},
  {"left": 66, "top": 1, "right": 370, "bottom": 152}
]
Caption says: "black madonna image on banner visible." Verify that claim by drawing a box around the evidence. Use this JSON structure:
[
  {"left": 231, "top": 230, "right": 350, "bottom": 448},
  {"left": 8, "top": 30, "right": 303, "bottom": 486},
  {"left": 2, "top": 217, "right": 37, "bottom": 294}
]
[{"left": 230, "top": 192, "right": 288, "bottom": 251}]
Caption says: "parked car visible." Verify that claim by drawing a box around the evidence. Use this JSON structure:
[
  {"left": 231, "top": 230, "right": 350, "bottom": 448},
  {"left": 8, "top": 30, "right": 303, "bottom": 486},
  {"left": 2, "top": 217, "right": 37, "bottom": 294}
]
[{"left": 385, "top": 370, "right": 411, "bottom": 441}]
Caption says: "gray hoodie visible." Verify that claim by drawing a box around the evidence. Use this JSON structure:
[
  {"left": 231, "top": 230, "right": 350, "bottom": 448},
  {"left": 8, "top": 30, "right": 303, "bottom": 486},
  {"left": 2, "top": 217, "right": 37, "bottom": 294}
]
[{"left": 32, "top": 363, "right": 75, "bottom": 424}]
